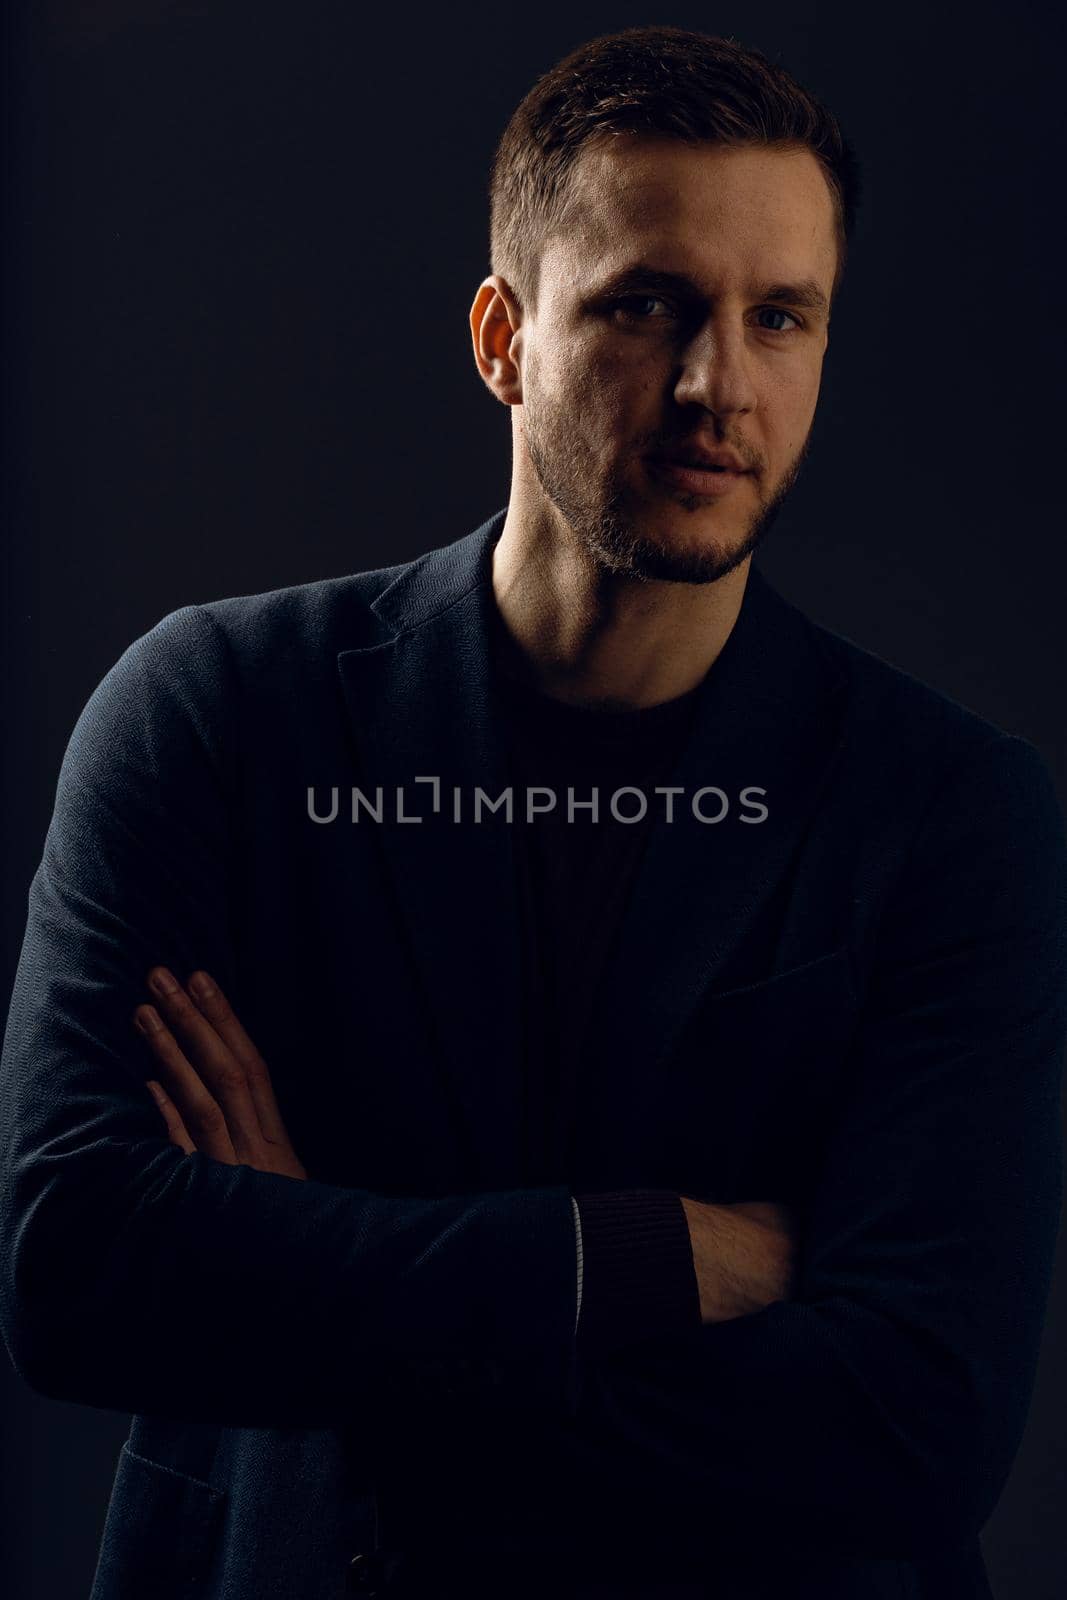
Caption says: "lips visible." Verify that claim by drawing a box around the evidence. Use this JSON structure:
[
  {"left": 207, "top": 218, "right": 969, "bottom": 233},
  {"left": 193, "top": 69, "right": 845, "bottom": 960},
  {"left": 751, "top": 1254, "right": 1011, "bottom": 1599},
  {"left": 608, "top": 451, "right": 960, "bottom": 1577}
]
[
  {"left": 653, "top": 449, "right": 749, "bottom": 474},
  {"left": 646, "top": 455, "right": 750, "bottom": 497}
]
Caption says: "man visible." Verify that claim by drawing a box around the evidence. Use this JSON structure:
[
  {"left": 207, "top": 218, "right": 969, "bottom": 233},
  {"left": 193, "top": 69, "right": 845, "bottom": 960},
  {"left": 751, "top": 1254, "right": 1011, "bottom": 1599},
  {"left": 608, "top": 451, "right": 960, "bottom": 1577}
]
[{"left": 2, "top": 25, "right": 1065, "bottom": 1600}]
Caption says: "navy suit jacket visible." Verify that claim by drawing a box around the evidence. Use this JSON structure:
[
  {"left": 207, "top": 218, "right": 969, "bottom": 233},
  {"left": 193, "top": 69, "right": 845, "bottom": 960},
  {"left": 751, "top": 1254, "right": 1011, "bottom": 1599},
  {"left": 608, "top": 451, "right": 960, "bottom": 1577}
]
[{"left": 2, "top": 507, "right": 1066, "bottom": 1600}]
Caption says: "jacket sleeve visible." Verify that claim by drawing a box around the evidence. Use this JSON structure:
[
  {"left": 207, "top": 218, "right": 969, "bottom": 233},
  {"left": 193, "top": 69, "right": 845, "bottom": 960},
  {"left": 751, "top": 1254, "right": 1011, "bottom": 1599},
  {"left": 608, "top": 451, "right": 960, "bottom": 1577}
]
[
  {"left": 0, "top": 604, "right": 580, "bottom": 1429},
  {"left": 558, "top": 732, "right": 1067, "bottom": 1561}
]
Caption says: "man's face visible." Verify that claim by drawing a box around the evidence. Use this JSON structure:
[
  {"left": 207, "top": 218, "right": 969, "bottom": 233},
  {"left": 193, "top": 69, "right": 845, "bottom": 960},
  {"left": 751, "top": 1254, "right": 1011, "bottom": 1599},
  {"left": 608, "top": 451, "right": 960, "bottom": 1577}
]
[{"left": 515, "top": 137, "right": 838, "bottom": 583}]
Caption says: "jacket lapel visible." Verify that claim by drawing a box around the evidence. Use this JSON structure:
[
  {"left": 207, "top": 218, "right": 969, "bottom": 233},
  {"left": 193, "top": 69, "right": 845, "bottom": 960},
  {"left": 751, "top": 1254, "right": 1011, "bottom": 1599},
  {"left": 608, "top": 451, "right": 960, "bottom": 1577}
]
[
  {"left": 335, "top": 511, "right": 526, "bottom": 1188},
  {"left": 575, "top": 569, "right": 849, "bottom": 1176},
  {"left": 336, "top": 509, "right": 849, "bottom": 1188}
]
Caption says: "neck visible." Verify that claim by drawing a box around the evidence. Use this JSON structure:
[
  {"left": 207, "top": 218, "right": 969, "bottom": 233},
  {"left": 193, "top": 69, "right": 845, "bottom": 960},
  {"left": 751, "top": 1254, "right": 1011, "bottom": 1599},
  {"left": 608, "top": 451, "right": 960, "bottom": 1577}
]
[{"left": 490, "top": 499, "right": 750, "bottom": 711}]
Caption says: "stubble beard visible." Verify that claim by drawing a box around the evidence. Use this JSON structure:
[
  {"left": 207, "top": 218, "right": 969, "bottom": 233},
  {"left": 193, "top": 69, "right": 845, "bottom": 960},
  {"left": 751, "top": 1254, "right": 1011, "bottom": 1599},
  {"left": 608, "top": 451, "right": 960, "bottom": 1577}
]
[{"left": 522, "top": 400, "right": 814, "bottom": 586}]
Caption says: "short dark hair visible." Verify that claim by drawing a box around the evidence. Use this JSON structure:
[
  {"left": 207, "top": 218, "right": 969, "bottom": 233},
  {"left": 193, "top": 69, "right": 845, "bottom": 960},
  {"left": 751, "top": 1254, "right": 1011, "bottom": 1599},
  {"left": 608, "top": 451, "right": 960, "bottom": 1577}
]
[{"left": 489, "top": 26, "right": 862, "bottom": 316}]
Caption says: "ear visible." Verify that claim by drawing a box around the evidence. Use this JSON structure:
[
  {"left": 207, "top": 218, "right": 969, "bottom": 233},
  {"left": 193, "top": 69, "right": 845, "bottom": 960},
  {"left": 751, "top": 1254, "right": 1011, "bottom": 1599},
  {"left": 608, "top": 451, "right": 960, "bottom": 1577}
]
[{"left": 469, "top": 275, "right": 524, "bottom": 406}]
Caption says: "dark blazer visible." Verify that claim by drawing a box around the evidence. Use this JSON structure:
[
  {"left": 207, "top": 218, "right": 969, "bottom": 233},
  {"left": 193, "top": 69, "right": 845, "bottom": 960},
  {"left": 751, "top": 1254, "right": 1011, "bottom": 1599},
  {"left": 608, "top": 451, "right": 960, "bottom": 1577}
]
[{"left": 2, "top": 507, "right": 1066, "bottom": 1600}]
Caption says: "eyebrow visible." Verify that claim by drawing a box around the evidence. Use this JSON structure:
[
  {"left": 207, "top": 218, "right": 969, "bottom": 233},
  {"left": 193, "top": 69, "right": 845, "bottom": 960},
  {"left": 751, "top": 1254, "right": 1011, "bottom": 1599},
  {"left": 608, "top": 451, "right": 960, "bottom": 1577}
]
[{"left": 589, "top": 264, "right": 830, "bottom": 319}]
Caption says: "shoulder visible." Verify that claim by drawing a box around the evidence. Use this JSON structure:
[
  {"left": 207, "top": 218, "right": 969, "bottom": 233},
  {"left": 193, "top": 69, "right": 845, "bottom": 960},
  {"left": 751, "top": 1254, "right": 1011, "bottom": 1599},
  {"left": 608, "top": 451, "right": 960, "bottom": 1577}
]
[
  {"left": 766, "top": 579, "right": 1050, "bottom": 786},
  {"left": 104, "top": 556, "right": 416, "bottom": 704},
  {"left": 796, "top": 600, "right": 1009, "bottom": 755},
  {"left": 771, "top": 587, "right": 1066, "bottom": 876},
  {"left": 65, "top": 557, "right": 419, "bottom": 778},
  {"left": 193, "top": 558, "right": 412, "bottom": 661},
  {"left": 748, "top": 573, "right": 1064, "bottom": 874}
]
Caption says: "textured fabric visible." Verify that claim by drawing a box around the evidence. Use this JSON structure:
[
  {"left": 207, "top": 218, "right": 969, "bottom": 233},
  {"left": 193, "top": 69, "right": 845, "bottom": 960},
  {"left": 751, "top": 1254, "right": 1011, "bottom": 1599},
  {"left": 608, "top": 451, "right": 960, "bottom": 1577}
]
[{"left": 1, "top": 507, "right": 1063, "bottom": 1600}]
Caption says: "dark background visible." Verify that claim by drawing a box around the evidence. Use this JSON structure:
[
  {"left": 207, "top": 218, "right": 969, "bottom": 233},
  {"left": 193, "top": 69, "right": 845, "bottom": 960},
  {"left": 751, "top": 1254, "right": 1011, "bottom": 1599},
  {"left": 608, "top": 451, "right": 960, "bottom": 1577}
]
[{"left": 3, "top": 2, "right": 1065, "bottom": 1595}]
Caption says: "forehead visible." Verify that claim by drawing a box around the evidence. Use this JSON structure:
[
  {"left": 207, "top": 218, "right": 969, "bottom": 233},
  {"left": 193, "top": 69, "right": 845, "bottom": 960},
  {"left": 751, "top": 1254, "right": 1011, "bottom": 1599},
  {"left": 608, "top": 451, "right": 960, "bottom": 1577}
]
[{"left": 544, "top": 136, "right": 838, "bottom": 296}]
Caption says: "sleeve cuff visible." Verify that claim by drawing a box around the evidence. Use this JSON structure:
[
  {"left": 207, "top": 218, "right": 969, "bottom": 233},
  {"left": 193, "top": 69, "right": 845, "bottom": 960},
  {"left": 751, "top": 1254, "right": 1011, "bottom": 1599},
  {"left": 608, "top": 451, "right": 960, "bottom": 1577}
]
[
  {"left": 571, "top": 1189, "right": 700, "bottom": 1356},
  {"left": 570, "top": 1195, "right": 584, "bottom": 1336}
]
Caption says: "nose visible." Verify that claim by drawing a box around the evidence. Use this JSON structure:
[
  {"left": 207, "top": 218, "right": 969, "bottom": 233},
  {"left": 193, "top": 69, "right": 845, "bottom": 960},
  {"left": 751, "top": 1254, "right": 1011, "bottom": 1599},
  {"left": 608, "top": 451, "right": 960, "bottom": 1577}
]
[{"left": 672, "top": 321, "right": 757, "bottom": 421}]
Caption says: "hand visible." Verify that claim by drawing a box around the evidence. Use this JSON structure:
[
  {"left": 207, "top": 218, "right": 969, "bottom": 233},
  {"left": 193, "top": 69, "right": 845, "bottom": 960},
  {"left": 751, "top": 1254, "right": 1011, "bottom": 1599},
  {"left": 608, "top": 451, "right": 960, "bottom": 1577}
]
[
  {"left": 726, "top": 1200, "right": 797, "bottom": 1232},
  {"left": 727, "top": 1200, "right": 799, "bottom": 1302},
  {"left": 680, "top": 1196, "right": 798, "bottom": 1324},
  {"left": 133, "top": 966, "right": 307, "bottom": 1181}
]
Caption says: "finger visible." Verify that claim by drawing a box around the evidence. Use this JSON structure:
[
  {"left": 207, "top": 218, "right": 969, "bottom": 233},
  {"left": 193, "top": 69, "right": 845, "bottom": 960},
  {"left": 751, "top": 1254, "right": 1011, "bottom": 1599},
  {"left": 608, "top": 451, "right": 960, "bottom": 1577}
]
[
  {"left": 143, "top": 968, "right": 263, "bottom": 1163},
  {"left": 134, "top": 1004, "right": 238, "bottom": 1164},
  {"left": 185, "top": 970, "right": 294, "bottom": 1151},
  {"left": 146, "top": 1079, "right": 197, "bottom": 1156}
]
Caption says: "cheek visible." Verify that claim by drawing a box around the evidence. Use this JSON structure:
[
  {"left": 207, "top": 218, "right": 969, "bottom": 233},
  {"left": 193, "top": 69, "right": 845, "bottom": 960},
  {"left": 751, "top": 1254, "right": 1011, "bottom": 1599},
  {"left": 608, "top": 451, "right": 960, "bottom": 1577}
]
[
  {"left": 762, "top": 360, "right": 822, "bottom": 434},
  {"left": 590, "top": 356, "right": 663, "bottom": 435},
  {"left": 566, "top": 363, "right": 630, "bottom": 437},
  {"left": 562, "top": 331, "right": 645, "bottom": 398},
  {"left": 542, "top": 335, "right": 663, "bottom": 449}
]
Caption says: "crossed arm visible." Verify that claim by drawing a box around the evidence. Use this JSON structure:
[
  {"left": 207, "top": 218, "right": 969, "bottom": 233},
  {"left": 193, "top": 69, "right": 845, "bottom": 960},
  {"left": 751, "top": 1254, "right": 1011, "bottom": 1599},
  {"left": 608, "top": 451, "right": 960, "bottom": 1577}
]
[{"left": 132, "top": 963, "right": 798, "bottom": 1328}]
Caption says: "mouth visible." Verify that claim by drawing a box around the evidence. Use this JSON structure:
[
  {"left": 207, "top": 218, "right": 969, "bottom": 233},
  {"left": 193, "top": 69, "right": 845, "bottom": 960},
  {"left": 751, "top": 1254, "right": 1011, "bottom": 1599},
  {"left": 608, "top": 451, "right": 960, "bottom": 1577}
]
[{"left": 646, "top": 456, "right": 751, "bottom": 498}]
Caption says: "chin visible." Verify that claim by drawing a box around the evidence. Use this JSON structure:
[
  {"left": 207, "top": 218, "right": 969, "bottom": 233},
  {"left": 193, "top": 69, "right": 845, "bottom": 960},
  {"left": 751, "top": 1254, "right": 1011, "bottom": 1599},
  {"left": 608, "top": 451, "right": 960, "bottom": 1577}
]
[{"left": 620, "top": 529, "right": 746, "bottom": 585}]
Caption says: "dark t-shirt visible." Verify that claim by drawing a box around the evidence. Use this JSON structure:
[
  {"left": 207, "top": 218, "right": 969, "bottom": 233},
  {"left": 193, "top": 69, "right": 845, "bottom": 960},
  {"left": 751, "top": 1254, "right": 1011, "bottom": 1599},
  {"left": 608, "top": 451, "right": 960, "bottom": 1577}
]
[
  {"left": 497, "top": 663, "right": 704, "bottom": 1185},
  {"left": 486, "top": 600, "right": 704, "bottom": 1358}
]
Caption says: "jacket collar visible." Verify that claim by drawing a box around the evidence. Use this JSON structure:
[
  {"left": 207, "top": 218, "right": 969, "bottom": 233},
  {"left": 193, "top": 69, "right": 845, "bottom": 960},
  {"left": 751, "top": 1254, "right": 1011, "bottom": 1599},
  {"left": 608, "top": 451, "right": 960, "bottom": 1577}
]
[{"left": 337, "top": 508, "right": 848, "bottom": 1186}]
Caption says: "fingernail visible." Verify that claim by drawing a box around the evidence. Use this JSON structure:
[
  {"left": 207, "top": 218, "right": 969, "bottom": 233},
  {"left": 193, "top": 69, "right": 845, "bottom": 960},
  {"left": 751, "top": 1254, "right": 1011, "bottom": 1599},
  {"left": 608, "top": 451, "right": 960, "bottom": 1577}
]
[
  {"left": 135, "top": 1007, "right": 161, "bottom": 1033},
  {"left": 150, "top": 969, "right": 177, "bottom": 996},
  {"left": 188, "top": 972, "right": 214, "bottom": 1000},
  {"left": 146, "top": 1081, "right": 165, "bottom": 1103}
]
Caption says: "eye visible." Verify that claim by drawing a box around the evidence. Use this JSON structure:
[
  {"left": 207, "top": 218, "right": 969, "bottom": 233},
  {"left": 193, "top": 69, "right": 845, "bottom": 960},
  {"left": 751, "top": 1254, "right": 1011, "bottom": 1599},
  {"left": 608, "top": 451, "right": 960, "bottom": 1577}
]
[
  {"left": 755, "top": 307, "right": 803, "bottom": 334},
  {"left": 606, "top": 297, "right": 806, "bottom": 334},
  {"left": 608, "top": 294, "right": 675, "bottom": 322}
]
